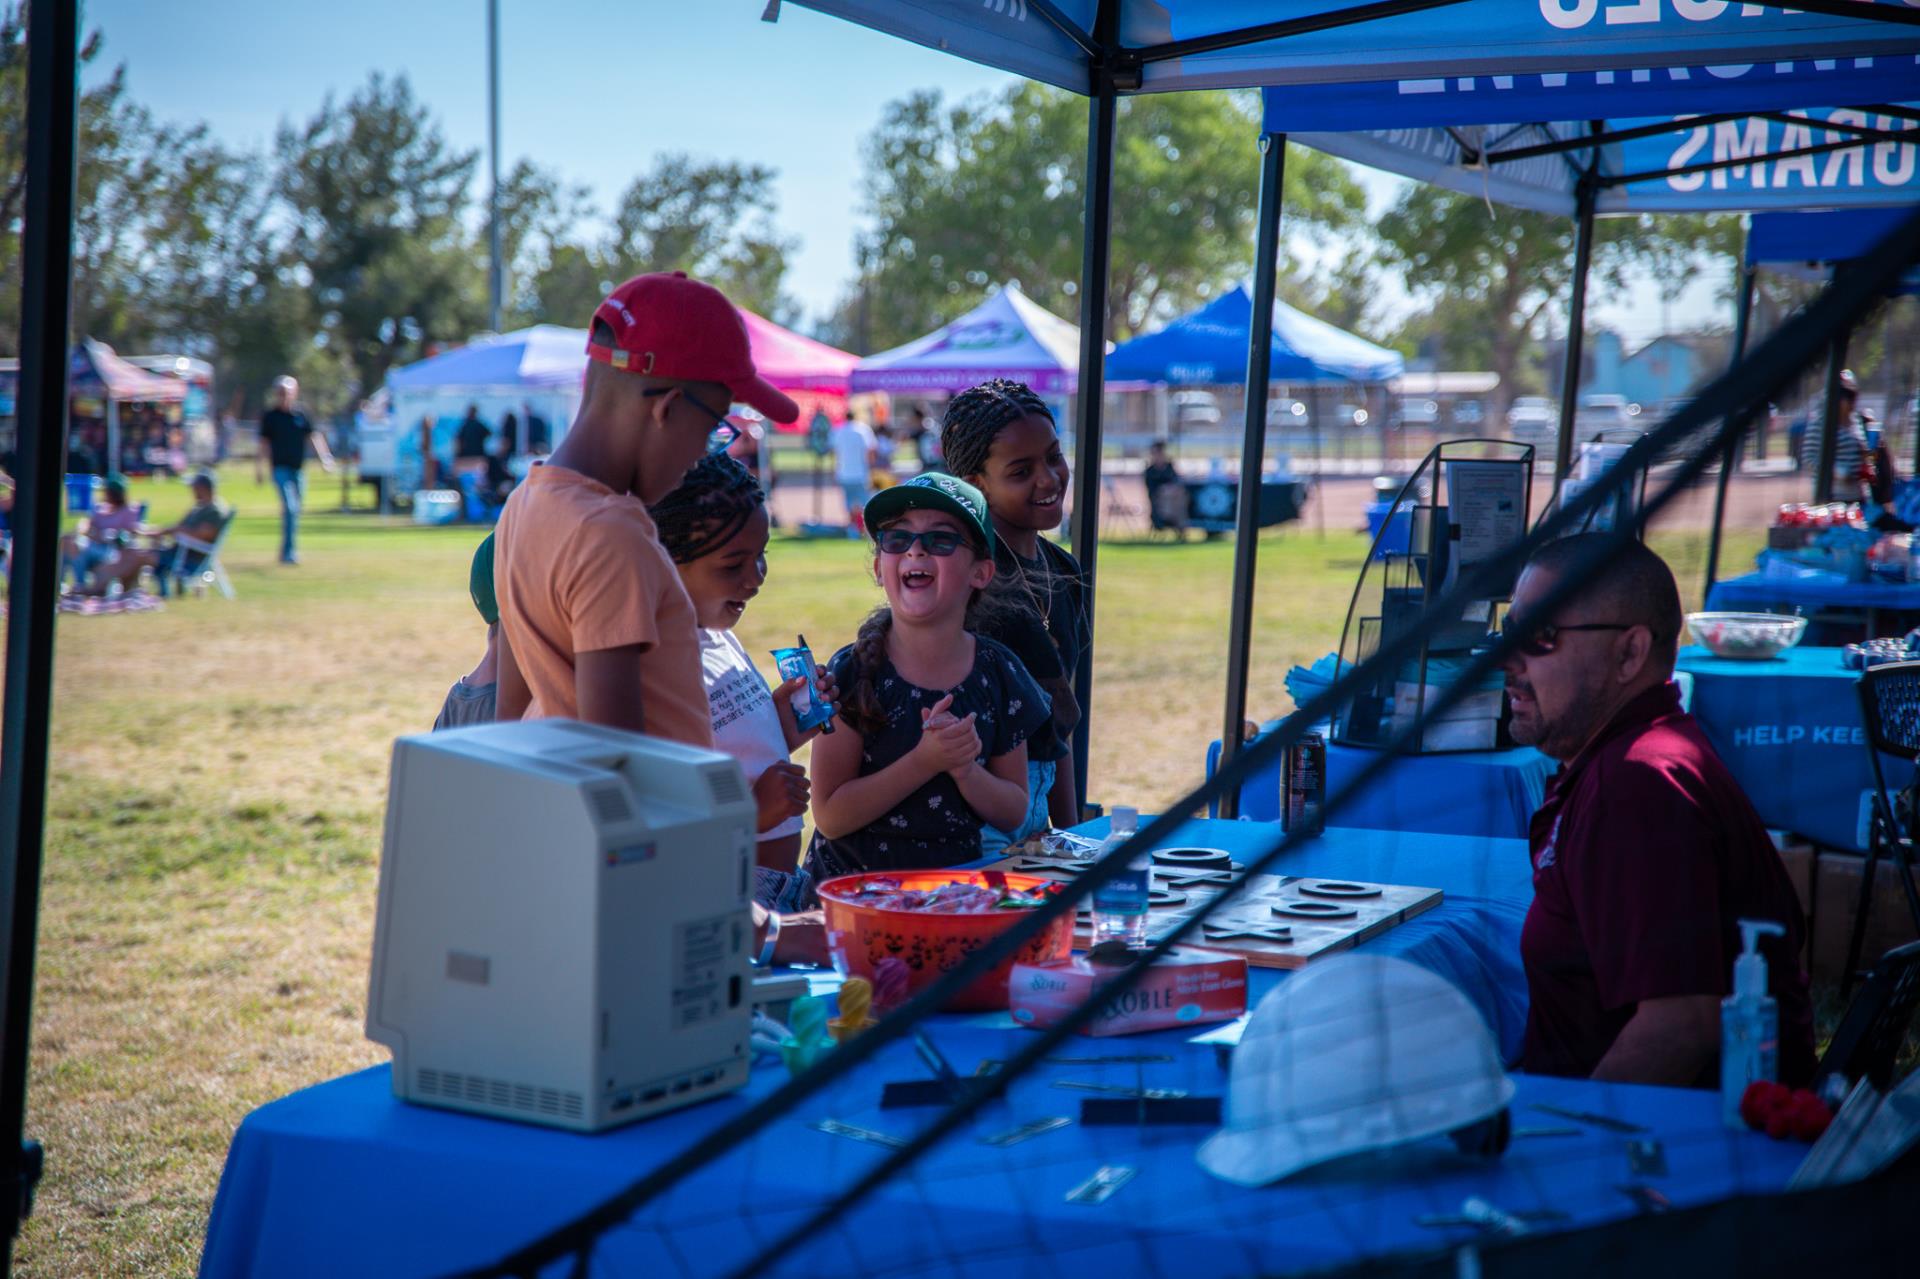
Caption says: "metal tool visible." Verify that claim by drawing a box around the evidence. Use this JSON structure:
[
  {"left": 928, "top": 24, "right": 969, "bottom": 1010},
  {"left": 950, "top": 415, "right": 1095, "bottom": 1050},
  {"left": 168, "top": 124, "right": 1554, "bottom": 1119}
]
[
  {"left": 1531, "top": 1103, "right": 1649, "bottom": 1134},
  {"left": 1053, "top": 1081, "right": 1188, "bottom": 1100},
  {"left": 1066, "top": 1165, "right": 1138, "bottom": 1204},
  {"left": 811, "top": 1119, "right": 907, "bottom": 1150},
  {"left": 979, "top": 1117, "right": 1071, "bottom": 1147},
  {"left": 1626, "top": 1138, "right": 1669, "bottom": 1177}
]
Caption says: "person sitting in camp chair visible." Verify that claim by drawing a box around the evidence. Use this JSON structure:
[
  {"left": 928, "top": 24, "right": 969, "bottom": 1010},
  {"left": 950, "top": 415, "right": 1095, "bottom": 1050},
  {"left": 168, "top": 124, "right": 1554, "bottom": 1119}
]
[{"left": 89, "top": 471, "right": 231, "bottom": 598}]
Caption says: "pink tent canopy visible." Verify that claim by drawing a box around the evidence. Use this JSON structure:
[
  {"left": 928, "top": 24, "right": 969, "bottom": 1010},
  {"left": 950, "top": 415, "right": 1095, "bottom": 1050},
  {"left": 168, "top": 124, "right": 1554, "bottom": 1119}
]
[{"left": 736, "top": 308, "right": 859, "bottom": 431}]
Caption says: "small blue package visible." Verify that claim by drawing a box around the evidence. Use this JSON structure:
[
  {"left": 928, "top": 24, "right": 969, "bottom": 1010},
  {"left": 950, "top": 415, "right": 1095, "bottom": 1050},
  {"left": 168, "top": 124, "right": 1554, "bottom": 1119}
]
[{"left": 770, "top": 639, "right": 836, "bottom": 735}]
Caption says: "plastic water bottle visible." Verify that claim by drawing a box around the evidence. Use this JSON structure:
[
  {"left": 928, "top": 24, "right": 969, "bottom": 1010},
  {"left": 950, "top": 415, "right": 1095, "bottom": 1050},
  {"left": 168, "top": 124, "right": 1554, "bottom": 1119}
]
[{"left": 1090, "top": 806, "right": 1149, "bottom": 951}]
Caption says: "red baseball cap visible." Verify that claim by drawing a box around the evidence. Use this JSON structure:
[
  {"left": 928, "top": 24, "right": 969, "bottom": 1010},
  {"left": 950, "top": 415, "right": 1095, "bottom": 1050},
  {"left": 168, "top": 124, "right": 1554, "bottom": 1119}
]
[{"left": 585, "top": 272, "right": 799, "bottom": 424}]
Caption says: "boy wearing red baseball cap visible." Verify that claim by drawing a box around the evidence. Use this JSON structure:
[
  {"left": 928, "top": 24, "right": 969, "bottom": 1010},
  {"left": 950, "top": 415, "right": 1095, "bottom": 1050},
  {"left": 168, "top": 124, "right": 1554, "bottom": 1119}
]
[{"left": 492, "top": 272, "right": 799, "bottom": 739}]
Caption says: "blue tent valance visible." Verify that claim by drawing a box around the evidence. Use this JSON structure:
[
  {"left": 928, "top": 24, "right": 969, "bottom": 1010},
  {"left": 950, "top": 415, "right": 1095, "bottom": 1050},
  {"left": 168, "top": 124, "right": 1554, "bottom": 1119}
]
[
  {"left": 787, "top": 1, "right": 1920, "bottom": 95},
  {"left": 1106, "top": 284, "right": 1403, "bottom": 386},
  {"left": 1290, "top": 104, "right": 1920, "bottom": 217}
]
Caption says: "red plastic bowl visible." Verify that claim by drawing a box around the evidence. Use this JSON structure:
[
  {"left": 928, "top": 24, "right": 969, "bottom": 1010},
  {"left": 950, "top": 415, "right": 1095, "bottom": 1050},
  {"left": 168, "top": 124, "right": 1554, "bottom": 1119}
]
[{"left": 816, "top": 871, "right": 1074, "bottom": 1011}]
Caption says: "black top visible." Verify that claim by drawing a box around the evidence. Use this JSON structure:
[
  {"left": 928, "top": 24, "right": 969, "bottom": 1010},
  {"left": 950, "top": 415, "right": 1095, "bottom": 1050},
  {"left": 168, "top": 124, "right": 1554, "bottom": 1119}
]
[
  {"left": 456, "top": 415, "right": 492, "bottom": 458},
  {"left": 806, "top": 635, "right": 1049, "bottom": 876},
  {"left": 1143, "top": 460, "right": 1180, "bottom": 492},
  {"left": 259, "top": 409, "right": 313, "bottom": 470},
  {"left": 974, "top": 535, "right": 1089, "bottom": 764}
]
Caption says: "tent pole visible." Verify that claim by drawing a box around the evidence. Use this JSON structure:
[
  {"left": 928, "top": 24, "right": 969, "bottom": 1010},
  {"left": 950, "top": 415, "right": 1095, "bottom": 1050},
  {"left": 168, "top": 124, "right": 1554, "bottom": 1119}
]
[
  {"left": 1218, "top": 132, "right": 1286, "bottom": 815},
  {"left": 486, "top": 0, "right": 503, "bottom": 333},
  {"left": 105, "top": 395, "right": 117, "bottom": 476},
  {"left": 2, "top": 0, "right": 78, "bottom": 1264},
  {"left": 1554, "top": 174, "right": 1598, "bottom": 500},
  {"left": 1704, "top": 255, "right": 1757, "bottom": 599},
  {"left": 1066, "top": 10, "right": 1119, "bottom": 815},
  {"left": 1814, "top": 325, "right": 1851, "bottom": 506}
]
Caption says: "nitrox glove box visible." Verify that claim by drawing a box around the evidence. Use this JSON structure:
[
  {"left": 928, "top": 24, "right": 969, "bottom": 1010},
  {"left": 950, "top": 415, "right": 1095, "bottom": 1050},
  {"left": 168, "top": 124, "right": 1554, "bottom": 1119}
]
[{"left": 1009, "top": 948, "right": 1247, "bottom": 1037}]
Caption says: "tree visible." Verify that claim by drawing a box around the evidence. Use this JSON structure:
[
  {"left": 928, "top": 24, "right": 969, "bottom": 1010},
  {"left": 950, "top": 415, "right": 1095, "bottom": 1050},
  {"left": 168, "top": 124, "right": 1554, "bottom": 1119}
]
[
  {"left": 1375, "top": 186, "right": 1740, "bottom": 422},
  {"left": 839, "top": 83, "right": 1367, "bottom": 352},
  {"left": 607, "top": 154, "right": 797, "bottom": 323},
  {"left": 276, "top": 73, "right": 485, "bottom": 403}
]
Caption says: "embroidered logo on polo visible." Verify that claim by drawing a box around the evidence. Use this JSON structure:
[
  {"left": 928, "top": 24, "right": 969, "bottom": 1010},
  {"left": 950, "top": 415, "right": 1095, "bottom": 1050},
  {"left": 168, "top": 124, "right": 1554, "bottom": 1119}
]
[{"left": 1535, "top": 815, "right": 1562, "bottom": 871}]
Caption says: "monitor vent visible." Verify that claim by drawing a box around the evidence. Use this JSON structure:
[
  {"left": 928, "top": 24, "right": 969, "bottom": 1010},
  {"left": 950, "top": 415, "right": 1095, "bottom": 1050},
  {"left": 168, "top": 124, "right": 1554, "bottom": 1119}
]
[
  {"left": 417, "top": 1067, "right": 582, "bottom": 1119},
  {"left": 587, "top": 784, "right": 632, "bottom": 825},
  {"left": 704, "top": 766, "right": 748, "bottom": 807}
]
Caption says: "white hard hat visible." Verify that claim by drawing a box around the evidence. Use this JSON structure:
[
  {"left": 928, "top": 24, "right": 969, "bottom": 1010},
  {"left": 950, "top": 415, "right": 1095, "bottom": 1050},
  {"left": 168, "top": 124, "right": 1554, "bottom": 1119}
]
[{"left": 1197, "top": 954, "right": 1514, "bottom": 1187}]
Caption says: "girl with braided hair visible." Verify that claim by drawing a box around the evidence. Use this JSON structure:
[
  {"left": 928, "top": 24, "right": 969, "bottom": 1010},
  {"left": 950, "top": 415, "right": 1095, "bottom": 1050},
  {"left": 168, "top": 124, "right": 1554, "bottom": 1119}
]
[
  {"left": 806, "top": 474, "right": 1051, "bottom": 877},
  {"left": 649, "top": 453, "right": 840, "bottom": 884},
  {"left": 939, "top": 378, "right": 1091, "bottom": 837}
]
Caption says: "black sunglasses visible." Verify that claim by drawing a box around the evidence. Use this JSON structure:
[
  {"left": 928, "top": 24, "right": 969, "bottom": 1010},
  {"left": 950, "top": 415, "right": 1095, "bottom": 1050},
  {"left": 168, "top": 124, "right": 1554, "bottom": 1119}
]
[
  {"left": 875, "top": 528, "right": 967, "bottom": 556},
  {"left": 641, "top": 386, "right": 740, "bottom": 454},
  {"left": 1496, "top": 620, "right": 1642, "bottom": 658}
]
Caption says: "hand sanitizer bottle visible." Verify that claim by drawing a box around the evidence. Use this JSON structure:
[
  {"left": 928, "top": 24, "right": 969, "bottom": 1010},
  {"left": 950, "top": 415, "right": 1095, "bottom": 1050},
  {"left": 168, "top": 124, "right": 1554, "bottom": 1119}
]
[
  {"left": 1090, "top": 806, "right": 1149, "bottom": 952},
  {"left": 1721, "top": 918, "right": 1786, "bottom": 1129}
]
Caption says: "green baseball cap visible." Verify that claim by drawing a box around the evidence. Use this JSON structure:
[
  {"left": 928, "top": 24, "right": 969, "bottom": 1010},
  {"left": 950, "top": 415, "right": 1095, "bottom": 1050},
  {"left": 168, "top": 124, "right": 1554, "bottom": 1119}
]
[
  {"left": 863, "top": 473, "right": 994, "bottom": 557},
  {"left": 469, "top": 533, "right": 498, "bottom": 626}
]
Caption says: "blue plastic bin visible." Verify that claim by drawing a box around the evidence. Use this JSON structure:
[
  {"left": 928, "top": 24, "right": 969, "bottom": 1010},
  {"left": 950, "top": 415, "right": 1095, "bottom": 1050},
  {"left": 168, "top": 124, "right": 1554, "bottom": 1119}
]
[
  {"left": 64, "top": 473, "right": 98, "bottom": 513},
  {"left": 1364, "top": 501, "right": 1411, "bottom": 559}
]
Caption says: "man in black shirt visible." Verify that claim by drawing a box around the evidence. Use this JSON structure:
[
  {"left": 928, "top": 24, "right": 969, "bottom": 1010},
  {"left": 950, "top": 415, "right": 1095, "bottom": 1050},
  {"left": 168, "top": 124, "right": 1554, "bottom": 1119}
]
[
  {"left": 255, "top": 375, "right": 334, "bottom": 565},
  {"left": 456, "top": 404, "right": 492, "bottom": 460}
]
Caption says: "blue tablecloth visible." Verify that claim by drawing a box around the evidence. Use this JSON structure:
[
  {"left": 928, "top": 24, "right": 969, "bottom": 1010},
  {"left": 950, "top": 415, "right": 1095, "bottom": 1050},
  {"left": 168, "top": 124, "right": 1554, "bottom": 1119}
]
[
  {"left": 1708, "top": 571, "right": 1920, "bottom": 635},
  {"left": 1678, "top": 645, "right": 1885, "bottom": 853},
  {"left": 200, "top": 1057, "right": 1802, "bottom": 1279},
  {"left": 1206, "top": 730, "right": 1555, "bottom": 840},
  {"left": 197, "top": 821, "right": 1606, "bottom": 1279}
]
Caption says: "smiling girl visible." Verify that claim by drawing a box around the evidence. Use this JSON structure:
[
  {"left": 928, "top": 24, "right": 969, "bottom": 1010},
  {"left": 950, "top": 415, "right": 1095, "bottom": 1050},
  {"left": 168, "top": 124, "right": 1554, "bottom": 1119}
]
[
  {"left": 806, "top": 475, "right": 1050, "bottom": 877},
  {"left": 940, "top": 379, "right": 1090, "bottom": 837},
  {"left": 650, "top": 453, "right": 838, "bottom": 878}
]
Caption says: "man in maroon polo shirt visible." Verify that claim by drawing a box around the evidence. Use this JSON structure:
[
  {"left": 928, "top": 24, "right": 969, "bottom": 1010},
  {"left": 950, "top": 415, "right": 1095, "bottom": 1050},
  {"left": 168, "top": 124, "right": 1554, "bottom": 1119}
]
[{"left": 1505, "top": 535, "right": 1814, "bottom": 1087}]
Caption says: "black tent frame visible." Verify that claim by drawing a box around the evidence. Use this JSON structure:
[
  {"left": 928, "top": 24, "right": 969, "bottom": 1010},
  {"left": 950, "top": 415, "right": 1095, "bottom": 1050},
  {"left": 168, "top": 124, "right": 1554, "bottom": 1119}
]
[{"left": 5, "top": 0, "right": 1919, "bottom": 1270}]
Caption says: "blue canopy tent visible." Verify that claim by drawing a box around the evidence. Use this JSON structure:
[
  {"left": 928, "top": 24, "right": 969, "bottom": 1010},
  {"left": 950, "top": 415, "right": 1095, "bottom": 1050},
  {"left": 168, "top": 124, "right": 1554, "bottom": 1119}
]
[
  {"left": 10, "top": 3, "right": 1920, "bottom": 1265},
  {"left": 1105, "top": 283, "right": 1404, "bottom": 385}
]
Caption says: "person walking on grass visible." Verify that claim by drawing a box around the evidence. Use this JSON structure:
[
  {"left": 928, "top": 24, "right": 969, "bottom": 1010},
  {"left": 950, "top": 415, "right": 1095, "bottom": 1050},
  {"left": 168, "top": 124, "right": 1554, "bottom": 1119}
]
[{"left": 256, "top": 375, "right": 335, "bottom": 565}]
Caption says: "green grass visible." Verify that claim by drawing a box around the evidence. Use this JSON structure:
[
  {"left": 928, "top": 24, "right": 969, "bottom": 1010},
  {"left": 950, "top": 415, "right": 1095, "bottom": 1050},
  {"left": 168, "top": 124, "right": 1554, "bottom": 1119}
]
[{"left": 3, "top": 463, "right": 1798, "bottom": 1276}]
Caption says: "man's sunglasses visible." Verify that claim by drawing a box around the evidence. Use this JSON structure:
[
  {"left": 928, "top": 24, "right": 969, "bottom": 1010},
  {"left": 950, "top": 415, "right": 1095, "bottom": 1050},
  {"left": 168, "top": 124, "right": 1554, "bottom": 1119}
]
[
  {"left": 642, "top": 386, "right": 740, "bottom": 454},
  {"left": 875, "top": 528, "right": 968, "bottom": 556},
  {"left": 1495, "top": 620, "right": 1642, "bottom": 657}
]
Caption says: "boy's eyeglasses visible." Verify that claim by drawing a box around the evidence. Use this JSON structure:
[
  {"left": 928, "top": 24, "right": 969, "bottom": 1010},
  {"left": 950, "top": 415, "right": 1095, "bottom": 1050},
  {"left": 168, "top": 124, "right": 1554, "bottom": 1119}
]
[
  {"left": 1495, "top": 620, "right": 1639, "bottom": 657},
  {"left": 875, "top": 528, "right": 967, "bottom": 556},
  {"left": 642, "top": 386, "right": 740, "bottom": 454}
]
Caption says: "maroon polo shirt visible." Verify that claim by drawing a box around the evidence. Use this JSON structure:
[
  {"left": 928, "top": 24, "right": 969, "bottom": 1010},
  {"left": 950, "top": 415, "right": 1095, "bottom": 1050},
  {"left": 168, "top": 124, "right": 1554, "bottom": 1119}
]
[{"left": 1519, "top": 682, "right": 1815, "bottom": 1086}]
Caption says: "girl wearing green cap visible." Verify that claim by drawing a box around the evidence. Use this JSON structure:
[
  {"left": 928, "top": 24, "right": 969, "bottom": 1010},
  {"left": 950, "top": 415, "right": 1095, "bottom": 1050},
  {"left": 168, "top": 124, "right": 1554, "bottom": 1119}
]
[{"left": 806, "top": 474, "right": 1051, "bottom": 876}]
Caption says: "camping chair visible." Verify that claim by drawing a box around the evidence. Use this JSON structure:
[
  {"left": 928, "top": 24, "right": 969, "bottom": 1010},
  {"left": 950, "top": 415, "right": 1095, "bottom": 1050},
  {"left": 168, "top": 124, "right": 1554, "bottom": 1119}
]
[
  {"left": 1845, "top": 663, "right": 1920, "bottom": 995},
  {"left": 1101, "top": 474, "right": 1148, "bottom": 540},
  {"left": 166, "top": 509, "right": 237, "bottom": 600},
  {"left": 1815, "top": 940, "right": 1920, "bottom": 1096}
]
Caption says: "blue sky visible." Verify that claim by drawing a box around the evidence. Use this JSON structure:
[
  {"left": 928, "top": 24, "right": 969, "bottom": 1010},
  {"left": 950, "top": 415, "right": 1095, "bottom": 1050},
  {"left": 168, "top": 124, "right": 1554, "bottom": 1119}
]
[{"left": 83, "top": 0, "right": 1717, "bottom": 343}]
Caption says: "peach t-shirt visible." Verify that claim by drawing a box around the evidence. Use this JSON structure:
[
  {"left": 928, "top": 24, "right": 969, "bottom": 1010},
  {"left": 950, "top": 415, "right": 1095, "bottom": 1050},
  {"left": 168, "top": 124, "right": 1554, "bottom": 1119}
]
[{"left": 493, "top": 463, "right": 714, "bottom": 748}]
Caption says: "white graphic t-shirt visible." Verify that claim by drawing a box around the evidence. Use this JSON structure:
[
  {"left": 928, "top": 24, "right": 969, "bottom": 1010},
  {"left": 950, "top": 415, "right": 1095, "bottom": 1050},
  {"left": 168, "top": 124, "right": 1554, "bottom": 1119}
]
[{"left": 701, "top": 628, "right": 800, "bottom": 840}]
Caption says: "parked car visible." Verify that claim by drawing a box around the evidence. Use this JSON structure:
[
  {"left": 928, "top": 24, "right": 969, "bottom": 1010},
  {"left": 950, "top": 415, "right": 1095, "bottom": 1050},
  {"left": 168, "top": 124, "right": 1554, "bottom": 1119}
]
[
  {"left": 1334, "top": 402, "right": 1370, "bottom": 427},
  {"left": 1266, "top": 397, "right": 1309, "bottom": 425},
  {"left": 1507, "top": 396, "right": 1559, "bottom": 450},
  {"left": 1172, "top": 390, "right": 1221, "bottom": 427},
  {"left": 1451, "top": 399, "right": 1485, "bottom": 427},
  {"left": 1395, "top": 398, "right": 1440, "bottom": 428},
  {"left": 1575, "top": 393, "right": 1635, "bottom": 432}
]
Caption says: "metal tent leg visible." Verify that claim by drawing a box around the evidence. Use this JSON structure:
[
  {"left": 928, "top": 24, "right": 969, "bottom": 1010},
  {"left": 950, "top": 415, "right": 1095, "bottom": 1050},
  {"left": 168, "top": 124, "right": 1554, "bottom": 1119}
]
[
  {"left": 2, "top": 0, "right": 79, "bottom": 1265},
  {"left": 1218, "top": 133, "right": 1286, "bottom": 817},
  {"left": 1065, "top": 68, "right": 1117, "bottom": 815},
  {"left": 1704, "top": 259, "right": 1758, "bottom": 599},
  {"left": 1553, "top": 178, "right": 1597, "bottom": 499}
]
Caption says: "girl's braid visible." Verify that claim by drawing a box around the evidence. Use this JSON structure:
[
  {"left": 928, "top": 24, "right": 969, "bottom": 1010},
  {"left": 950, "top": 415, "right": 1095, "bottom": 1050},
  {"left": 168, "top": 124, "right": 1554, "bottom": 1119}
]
[
  {"left": 939, "top": 378, "right": 1054, "bottom": 483},
  {"left": 648, "top": 452, "right": 764, "bottom": 564},
  {"left": 843, "top": 605, "right": 895, "bottom": 737}
]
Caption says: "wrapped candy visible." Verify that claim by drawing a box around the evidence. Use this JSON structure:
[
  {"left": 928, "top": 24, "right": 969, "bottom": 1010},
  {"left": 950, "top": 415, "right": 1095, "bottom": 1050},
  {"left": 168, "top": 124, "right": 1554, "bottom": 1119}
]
[
  {"left": 778, "top": 995, "right": 833, "bottom": 1077},
  {"left": 828, "top": 977, "right": 876, "bottom": 1043},
  {"left": 871, "top": 957, "right": 910, "bottom": 1015}
]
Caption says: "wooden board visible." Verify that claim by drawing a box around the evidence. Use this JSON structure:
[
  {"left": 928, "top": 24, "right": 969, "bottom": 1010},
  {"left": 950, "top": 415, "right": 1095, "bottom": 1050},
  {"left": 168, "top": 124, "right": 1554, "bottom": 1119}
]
[{"left": 982, "top": 855, "right": 1443, "bottom": 970}]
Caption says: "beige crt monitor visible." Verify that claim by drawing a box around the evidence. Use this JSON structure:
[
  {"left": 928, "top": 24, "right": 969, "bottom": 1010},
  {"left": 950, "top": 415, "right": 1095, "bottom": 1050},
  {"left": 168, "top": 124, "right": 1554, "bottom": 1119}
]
[{"left": 366, "top": 719, "right": 756, "bottom": 1132}]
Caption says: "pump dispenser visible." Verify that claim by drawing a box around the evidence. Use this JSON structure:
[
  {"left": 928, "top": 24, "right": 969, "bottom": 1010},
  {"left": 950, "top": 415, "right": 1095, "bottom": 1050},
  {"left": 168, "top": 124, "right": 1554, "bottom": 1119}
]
[{"left": 1721, "top": 919, "right": 1786, "bottom": 1129}]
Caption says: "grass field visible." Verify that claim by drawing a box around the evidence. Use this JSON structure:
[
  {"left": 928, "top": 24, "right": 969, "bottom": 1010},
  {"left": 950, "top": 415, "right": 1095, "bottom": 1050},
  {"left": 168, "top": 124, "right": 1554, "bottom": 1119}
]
[{"left": 10, "top": 465, "right": 1766, "bottom": 1276}]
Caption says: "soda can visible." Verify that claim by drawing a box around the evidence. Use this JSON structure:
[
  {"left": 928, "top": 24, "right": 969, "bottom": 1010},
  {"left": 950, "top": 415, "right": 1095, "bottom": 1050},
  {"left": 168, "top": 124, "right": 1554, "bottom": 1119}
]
[{"left": 1282, "top": 732, "right": 1327, "bottom": 834}]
